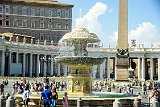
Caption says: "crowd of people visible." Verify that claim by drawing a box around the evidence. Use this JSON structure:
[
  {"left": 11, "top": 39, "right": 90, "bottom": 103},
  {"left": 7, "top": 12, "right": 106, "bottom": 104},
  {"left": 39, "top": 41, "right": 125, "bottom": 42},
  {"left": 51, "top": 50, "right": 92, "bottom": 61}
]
[
  {"left": 1, "top": 77, "right": 160, "bottom": 106},
  {"left": 10, "top": 77, "right": 69, "bottom": 107}
]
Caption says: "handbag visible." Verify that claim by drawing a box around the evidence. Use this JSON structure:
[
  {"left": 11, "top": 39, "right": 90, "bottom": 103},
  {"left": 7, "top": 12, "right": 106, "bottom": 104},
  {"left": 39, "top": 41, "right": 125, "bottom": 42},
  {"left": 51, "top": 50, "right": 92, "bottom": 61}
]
[{"left": 44, "top": 90, "right": 52, "bottom": 105}]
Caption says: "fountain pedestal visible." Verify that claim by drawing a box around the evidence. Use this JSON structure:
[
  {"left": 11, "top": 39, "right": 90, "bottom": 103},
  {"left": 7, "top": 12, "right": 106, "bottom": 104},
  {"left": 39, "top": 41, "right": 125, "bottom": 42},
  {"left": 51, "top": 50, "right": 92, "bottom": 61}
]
[{"left": 67, "top": 66, "right": 92, "bottom": 96}]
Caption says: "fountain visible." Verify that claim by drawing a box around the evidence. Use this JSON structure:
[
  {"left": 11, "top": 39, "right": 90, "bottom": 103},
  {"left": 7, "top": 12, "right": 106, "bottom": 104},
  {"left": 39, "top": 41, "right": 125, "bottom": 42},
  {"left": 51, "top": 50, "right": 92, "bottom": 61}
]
[{"left": 55, "top": 28, "right": 104, "bottom": 96}]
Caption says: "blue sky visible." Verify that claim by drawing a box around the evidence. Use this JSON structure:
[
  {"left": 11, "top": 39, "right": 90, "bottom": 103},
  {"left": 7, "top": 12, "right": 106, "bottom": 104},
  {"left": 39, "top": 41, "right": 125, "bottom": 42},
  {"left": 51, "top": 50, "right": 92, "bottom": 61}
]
[{"left": 59, "top": 0, "right": 160, "bottom": 48}]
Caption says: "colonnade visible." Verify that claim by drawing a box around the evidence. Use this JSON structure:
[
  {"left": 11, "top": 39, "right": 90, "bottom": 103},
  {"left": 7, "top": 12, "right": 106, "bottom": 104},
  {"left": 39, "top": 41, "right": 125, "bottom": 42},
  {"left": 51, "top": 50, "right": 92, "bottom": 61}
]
[
  {"left": 1, "top": 49, "right": 160, "bottom": 81},
  {"left": 92, "top": 57, "right": 160, "bottom": 81},
  {"left": 0, "top": 50, "right": 65, "bottom": 77}
]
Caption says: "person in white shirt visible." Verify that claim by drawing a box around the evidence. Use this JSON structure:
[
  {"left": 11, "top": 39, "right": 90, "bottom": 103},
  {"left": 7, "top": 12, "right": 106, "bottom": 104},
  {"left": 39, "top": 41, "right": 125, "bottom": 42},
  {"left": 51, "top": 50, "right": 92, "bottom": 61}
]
[{"left": 22, "top": 87, "right": 30, "bottom": 107}]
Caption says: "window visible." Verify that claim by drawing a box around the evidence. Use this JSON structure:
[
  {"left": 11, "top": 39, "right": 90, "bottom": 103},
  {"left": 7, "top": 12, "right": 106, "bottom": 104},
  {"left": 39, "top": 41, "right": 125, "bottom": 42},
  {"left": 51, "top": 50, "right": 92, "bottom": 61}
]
[
  {"left": 57, "top": 9, "right": 61, "bottom": 17},
  {"left": 22, "top": 19, "right": 27, "bottom": 27},
  {"left": 5, "top": 16, "right": 10, "bottom": 26},
  {"left": 0, "top": 5, "right": 3, "bottom": 14},
  {"left": 22, "top": 6, "right": 27, "bottom": 15},
  {"left": 13, "top": 18, "right": 18, "bottom": 26},
  {"left": 31, "top": 20, "right": 36, "bottom": 28},
  {"left": 40, "top": 22, "right": 44, "bottom": 28},
  {"left": 56, "top": 23, "right": 61, "bottom": 29},
  {"left": 56, "top": 36, "right": 60, "bottom": 42},
  {"left": 5, "top": 5, "right": 10, "bottom": 14},
  {"left": 47, "top": 35, "right": 52, "bottom": 41},
  {"left": 48, "top": 20, "right": 52, "bottom": 28},
  {"left": 40, "top": 9, "right": 45, "bottom": 16},
  {"left": 31, "top": 8, "right": 36, "bottom": 16},
  {"left": 65, "top": 10, "right": 69, "bottom": 18},
  {"left": 48, "top": 9, "right": 52, "bottom": 17},
  {"left": 65, "top": 20, "right": 69, "bottom": 29},
  {"left": 40, "top": 33, "right": 44, "bottom": 41},
  {"left": 5, "top": 20, "right": 10, "bottom": 26},
  {"left": 13, "top": 6, "right": 18, "bottom": 14},
  {"left": 65, "top": 24, "right": 69, "bottom": 29}
]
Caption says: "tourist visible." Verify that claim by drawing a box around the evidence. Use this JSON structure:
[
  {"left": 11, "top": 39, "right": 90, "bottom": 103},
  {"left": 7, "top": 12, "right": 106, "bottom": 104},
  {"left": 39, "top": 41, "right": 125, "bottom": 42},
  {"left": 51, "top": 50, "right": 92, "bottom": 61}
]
[
  {"left": 39, "top": 85, "right": 52, "bottom": 107},
  {"left": 22, "top": 87, "right": 30, "bottom": 107},
  {"left": 62, "top": 92, "right": 68, "bottom": 107},
  {"left": 30, "top": 83, "right": 34, "bottom": 92},
  {"left": 0, "top": 83, "right": 4, "bottom": 95},
  {"left": 150, "top": 87, "right": 160, "bottom": 103},
  {"left": 142, "top": 83, "right": 147, "bottom": 98},
  {"left": 52, "top": 88, "right": 58, "bottom": 107}
]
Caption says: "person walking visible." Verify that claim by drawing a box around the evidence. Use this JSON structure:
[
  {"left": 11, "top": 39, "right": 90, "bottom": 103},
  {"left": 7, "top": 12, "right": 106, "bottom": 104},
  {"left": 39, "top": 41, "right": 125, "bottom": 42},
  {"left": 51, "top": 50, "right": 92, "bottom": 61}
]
[
  {"left": 0, "top": 83, "right": 4, "bottom": 95},
  {"left": 62, "top": 92, "right": 68, "bottom": 107},
  {"left": 22, "top": 87, "right": 30, "bottom": 107},
  {"left": 52, "top": 88, "right": 58, "bottom": 107},
  {"left": 39, "top": 85, "right": 52, "bottom": 107},
  {"left": 150, "top": 87, "right": 160, "bottom": 103}
]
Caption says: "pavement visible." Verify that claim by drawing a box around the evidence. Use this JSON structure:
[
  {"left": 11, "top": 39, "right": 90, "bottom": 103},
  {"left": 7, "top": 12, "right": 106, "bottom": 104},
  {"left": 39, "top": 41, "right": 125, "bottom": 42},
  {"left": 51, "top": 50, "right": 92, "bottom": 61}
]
[{"left": 0, "top": 78, "right": 153, "bottom": 104}]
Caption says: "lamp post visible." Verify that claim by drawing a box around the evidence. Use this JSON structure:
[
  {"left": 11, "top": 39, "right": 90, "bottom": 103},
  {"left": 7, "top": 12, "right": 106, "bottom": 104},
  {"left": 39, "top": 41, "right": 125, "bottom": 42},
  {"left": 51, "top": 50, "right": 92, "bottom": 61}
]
[{"left": 40, "top": 55, "right": 51, "bottom": 77}]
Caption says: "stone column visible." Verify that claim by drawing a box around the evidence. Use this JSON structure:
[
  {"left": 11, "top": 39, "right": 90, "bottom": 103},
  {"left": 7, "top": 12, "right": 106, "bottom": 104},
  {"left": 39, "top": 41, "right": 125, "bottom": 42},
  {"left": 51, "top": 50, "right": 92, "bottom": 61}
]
[
  {"left": 57, "top": 64, "right": 60, "bottom": 76},
  {"left": 138, "top": 57, "right": 141, "bottom": 80},
  {"left": 50, "top": 56, "right": 54, "bottom": 76},
  {"left": 107, "top": 57, "right": 110, "bottom": 79},
  {"left": 100, "top": 63, "right": 104, "bottom": 79},
  {"left": 36, "top": 54, "right": 40, "bottom": 77},
  {"left": 115, "top": 57, "right": 117, "bottom": 80},
  {"left": 150, "top": 57, "right": 154, "bottom": 80},
  {"left": 64, "top": 65, "right": 68, "bottom": 76},
  {"left": 158, "top": 57, "right": 160, "bottom": 81},
  {"left": 92, "top": 65, "right": 97, "bottom": 79},
  {"left": 43, "top": 55, "right": 46, "bottom": 77},
  {"left": 16, "top": 52, "right": 19, "bottom": 63},
  {"left": 29, "top": 53, "right": 33, "bottom": 77},
  {"left": 1, "top": 50, "right": 5, "bottom": 76},
  {"left": 8, "top": 52, "right": 11, "bottom": 75},
  {"left": 141, "top": 57, "right": 145, "bottom": 81},
  {"left": 22, "top": 53, "right": 26, "bottom": 77}
]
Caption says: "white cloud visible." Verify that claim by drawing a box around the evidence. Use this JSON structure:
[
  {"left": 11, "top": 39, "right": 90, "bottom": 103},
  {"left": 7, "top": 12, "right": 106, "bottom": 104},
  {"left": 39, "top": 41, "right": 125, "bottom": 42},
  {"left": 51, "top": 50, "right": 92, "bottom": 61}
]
[
  {"left": 107, "top": 22, "right": 160, "bottom": 48},
  {"left": 75, "top": 2, "right": 108, "bottom": 37}
]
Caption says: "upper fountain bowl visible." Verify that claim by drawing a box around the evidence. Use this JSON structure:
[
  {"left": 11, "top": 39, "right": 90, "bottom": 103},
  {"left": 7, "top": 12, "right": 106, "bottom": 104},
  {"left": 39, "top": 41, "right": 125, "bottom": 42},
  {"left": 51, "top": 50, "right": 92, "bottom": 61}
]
[{"left": 60, "top": 28, "right": 100, "bottom": 43}]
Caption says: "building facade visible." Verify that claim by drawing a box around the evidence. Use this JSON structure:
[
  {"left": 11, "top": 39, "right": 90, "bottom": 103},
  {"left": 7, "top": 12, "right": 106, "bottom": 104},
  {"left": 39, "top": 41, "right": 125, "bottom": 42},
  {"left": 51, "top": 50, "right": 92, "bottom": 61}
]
[{"left": 0, "top": 0, "right": 73, "bottom": 45}]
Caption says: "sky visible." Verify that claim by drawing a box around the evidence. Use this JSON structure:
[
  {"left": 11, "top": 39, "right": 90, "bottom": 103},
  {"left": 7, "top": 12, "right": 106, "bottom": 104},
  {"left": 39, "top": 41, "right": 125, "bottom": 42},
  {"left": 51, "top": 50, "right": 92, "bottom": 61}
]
[{"left": 58, "top": 0, "right": 160, "bottom": 48}]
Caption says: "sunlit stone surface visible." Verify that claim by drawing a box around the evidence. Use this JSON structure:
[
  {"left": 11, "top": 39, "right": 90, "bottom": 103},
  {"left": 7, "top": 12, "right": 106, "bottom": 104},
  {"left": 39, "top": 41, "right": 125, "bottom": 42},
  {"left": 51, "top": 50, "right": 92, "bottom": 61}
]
[{"left": 55, "top": 28, "right": 104, "bottom": 95}]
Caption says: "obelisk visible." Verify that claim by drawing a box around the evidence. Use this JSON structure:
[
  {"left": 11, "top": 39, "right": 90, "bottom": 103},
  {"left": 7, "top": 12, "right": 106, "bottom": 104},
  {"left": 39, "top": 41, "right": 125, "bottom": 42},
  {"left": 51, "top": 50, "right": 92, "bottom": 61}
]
[{"left": 116, "top": 0, "right": 129, "bottom": 81}]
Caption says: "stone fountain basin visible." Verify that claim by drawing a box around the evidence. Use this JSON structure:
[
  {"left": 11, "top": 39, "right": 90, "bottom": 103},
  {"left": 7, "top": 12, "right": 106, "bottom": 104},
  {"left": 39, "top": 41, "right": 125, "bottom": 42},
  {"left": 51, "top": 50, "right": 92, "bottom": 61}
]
[{"left": 55, "top": 56, "right": 104, "bottom": 66}]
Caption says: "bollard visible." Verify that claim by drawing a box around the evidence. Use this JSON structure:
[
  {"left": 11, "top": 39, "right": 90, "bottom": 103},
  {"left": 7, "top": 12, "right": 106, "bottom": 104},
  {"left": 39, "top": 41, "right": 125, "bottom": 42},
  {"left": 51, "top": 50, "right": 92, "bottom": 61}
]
[
  {"left": 119, "top": 88, "right": 122, "bottom": 93},
  {"left": 77, "top": 97, "right": 82, "bottom": 107},
  {"left": 6, "top": 96, "right": 15, "bottom": 107},
  {"left": 113, "top": 99, "right": 122, "bottom": 107},
  {"left": 131, "top": 88, "right": 133, "bottom": 94},
  {"left": 133, "top": 98, "right": 141, "bottom": 107},
  {"left": 0, "top": 95, "right": 6, "bottom": 107},
  {"left": 151, "top": 98, "right": 159, "bottom": 107}
]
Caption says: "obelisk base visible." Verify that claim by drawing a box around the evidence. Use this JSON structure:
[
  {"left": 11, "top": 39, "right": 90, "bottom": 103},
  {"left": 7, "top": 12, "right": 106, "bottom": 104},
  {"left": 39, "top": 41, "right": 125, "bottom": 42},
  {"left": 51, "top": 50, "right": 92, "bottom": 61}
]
[
  {"left": 116, "top": 58, "right": 129, "bottom": 81},
  {"left": 116, "top": 68, "right": 128, "bottom": 81}
]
